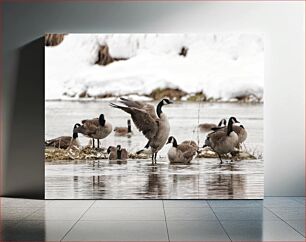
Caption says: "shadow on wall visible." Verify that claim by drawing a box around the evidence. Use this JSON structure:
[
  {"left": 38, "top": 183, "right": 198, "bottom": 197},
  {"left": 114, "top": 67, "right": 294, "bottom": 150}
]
[{"left": 4, "top": 37, "right": 45, "bottom": 199}]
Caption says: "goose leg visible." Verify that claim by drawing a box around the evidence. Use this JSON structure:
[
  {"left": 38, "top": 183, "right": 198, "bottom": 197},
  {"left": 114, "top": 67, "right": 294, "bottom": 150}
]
[
  {"left": 92, "top": 139, "right": 95, "bottom": 149},
  {"left": 217, "top": 153, "right": 223, "bottom": 164},
  {"left": 154, "top": 152, "right": 157, "bottom": 164},
  {"left": 151, "top": 153, "right": 154, "bottom": 165},
  {"left": 97, "top": 139, "right": 100, "bottom": 149}
]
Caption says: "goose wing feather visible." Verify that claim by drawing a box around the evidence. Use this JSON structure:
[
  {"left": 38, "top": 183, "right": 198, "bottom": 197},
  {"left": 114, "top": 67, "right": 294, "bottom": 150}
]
[
  {"left": 119, "top": 98, "right": 158, "bottom": 120},
  {"left": 110, "top": 103, "right": 158, "bottom": 140}
]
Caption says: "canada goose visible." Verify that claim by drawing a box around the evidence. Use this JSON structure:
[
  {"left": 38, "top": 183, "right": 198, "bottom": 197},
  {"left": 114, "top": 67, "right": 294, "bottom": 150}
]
[
  {"left": 114, "top": 119, "right": 132, "bottom": 137},
  {"left": 74, "top": 114, "right": 112, "bottom": 149},
  {"left": 45, "top": 123, "right": 81, "bottom": 149},
  {"left": 211, "top": 117, "right": 247, "bottom": 147},
  {"left": 166, "top": 136, "right": 198, "bottom": 164},
  {"left": 107, "top": 146, "right": 117, "bottom": 160},
  {"left": 116, "top": 145, "right": 128, "bottom": 161},
  {"left": 203, "top": 117, "right": 239, "bottom": 164},
  {"left": 198, "top": 118, "right": 227, "bottom": 133},
  {"left": 110, "top": 98, "right": 173, "bottom": 164},
  {"left": 107, "top": 145, "right": 128, "bottom": 161}
]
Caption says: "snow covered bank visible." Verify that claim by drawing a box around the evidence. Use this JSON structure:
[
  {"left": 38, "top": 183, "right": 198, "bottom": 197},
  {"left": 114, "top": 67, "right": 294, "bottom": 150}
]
[{"left": 45, "top": 33, "right": 264, "bottom": 101}]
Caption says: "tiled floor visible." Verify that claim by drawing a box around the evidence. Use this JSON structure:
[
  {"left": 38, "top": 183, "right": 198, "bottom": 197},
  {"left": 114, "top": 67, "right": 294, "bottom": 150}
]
[{"left": 0, "top": 197, "right": 304, "bottom": 241}]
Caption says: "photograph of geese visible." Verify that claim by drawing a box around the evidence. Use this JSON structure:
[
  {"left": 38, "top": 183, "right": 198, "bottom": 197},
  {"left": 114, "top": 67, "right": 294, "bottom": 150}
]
[{"left": 45, "top": 33, "right": 264, "bottom": 199}]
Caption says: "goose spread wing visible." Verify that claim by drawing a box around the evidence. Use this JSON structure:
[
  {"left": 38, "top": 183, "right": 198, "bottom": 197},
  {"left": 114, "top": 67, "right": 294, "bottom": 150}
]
[
  {"left": 110, "top": 103, "right": 158, "bottom": 140},
  {"left": 119, "top": 98, "right": 158, "bottom": 120}
]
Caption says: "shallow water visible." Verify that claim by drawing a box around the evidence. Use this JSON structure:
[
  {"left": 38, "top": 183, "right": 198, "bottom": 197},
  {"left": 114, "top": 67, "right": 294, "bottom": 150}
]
[{"left": 45, "top": 101, "right": 263, "bottom": 199}]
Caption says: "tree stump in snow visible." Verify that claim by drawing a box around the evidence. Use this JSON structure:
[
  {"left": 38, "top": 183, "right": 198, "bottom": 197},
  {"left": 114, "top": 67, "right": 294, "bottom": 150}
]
[{"left": 45, "top": 34, "right": 65, "bottom": 46}]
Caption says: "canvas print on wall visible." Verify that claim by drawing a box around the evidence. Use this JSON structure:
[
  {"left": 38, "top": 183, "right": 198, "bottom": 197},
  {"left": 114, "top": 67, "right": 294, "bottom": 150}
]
[{"left": 45, "top": 33, "right": 264, "bottom": 199}]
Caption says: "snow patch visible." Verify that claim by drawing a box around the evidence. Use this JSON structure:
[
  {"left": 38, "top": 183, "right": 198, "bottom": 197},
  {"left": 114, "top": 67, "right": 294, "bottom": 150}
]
[{"left": 45, "top": 33, "right": 264, "bottom": 100}]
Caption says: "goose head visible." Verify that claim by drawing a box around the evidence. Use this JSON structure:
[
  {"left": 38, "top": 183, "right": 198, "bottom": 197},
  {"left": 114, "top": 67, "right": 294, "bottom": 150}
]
[
  {"left": 218, "top": 118, "right": 227, "bottom": 127},
  {"left": 107, "top": 146, "right": 116, "bottom": 154},
  {"left": 99, "top": 114, "right": 106, "bottom": 126},
  {"left": 227, "top": 117, "right": 237, "bottom": 135},
  {"left": 166, "top": 136, "right": 178, "bottom": 147},
  {"left": 116, "top": 145, "right": 121, "bottom": 151},
  {"left": 72, "top": 123, "right": 81, "bottom": 138},
  {"left": 202, "top": 136, "right": 210, "bottom": 148},
  {"left": 161, "top": 98, "right": 173, "bottom": 106}
]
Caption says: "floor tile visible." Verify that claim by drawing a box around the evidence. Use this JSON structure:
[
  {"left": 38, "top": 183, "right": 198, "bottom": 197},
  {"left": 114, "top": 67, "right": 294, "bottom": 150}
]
[
  {"left": 92, "top": 199, "right": 163, "bottom": 208},
  {"left": 45, "top": 200, "right": 94, "bottom": 208},
  {"left": 25, "top": 207, "right": 88, "bottom": 220},
  {"left": 291, "top": 197, "right": 305, "bottom": 206},
  {"left": 286, "top": 220, "right": 305, "bottom": 236},
  {"left": 208, "top": 199, "right": 263, "bottom": 207},
  {"left": 0, "top": 198, "right": 46, "bottom": 208},
  {"left": 268, "top": 207, "right": 305, "bottom": 220},
  {"left": 165, "top": 207, "right": 217, "bottom": 221},
  {"left": 163, "top": 200, "right": 209, "bottom": 208},
  {"left": 81, "top": 207, "right": 164, "bottom": 220},
  {"left": 0, "top": 220, "right": 20, "bottom": 233},
  {"left": 63, "top": 220, "right": 168, "bottom": 241},
  {"left": 1, "top": 220, "right": 75, "bottom": 241},
  {"left": 221, "top": 220, "right": 305, "bottom": 241},
  {"left": 213, "top": 207, "right": 279, "bottom": 220},
  {"left": 167, "top": 220, "right": 230, "bottom": 241},
  {"left": 264, "top": 197, "right": 304, "bottom": 207},
  {"left": 0, "top": 207, "right": 40, "bottom": 220}
]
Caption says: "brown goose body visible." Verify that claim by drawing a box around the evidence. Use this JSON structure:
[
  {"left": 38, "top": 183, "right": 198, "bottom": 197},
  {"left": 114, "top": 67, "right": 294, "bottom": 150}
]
[
  {"left": 74, "top": 114, "right": 112, "bottom": 148},
  {"left": 45, "top": 123, "right": 81, "bottom": 149},
  {"left": 110, "top": 98, "right": 172, "bottom": 164},
  {"left": 198, "top": 118, "right": 227, "bottom": 133},
  {"left": 204, "top": 117, "right": 239, "bottom": 163},
  {"left": 167, "top": 137, "right": 198, "bottom": 164},
  {"left": 114, "top": 120, "right": 132, "bottom": 137},
  {"left": 107, "top": 145, "right": 128, "bottom": 161}
]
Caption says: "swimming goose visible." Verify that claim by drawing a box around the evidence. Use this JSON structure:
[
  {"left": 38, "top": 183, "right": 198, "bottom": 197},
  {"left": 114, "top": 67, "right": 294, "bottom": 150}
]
[
  {"left": 110, "top": 98, "right": 172, "bottom": 164},
  {"left": 198, "top": 118, "right": 227, "bottom": 133},
  {"left": 203, "top": 117, "right": 239, "bottom": 164},
  {"left": 45, "top": 123, "right": 81, "bottom": 149},
  {"left": 107, "top": 145, "right": 128, "bottom": 161},
  {"left": 166, "top": 136, "right": 198, "bottom": 164},
  {"left": 107, "top": 146, "right": 117, "bottom": 160},
  {"left": 114, "top": 119, "right": 133, "bottom": 137},
  {"left": 74, "top": 114, "right": 112, "bottom": 149}
]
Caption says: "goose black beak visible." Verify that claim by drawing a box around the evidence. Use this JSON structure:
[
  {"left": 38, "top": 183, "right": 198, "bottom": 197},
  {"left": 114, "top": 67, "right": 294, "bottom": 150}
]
[{"left": 202, "top": 144, "right": 208, "bottom": 148}]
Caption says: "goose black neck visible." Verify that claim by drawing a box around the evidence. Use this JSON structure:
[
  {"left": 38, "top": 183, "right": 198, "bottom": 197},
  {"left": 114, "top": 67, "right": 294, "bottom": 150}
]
[
  {"left": 73, "top": 132, "right": 78, "bottom": 139},
  {"left": 117, "top": 149, "right": 122, "bottom": 159},
  {"left": 156, "top": 101, "right": 163, "bottom": 118},
  {"left": 227, "top": 118, "right": 234, "bottom": 136},
  {"left": 172, "top": 137, "right": 178, "bottom": 148},
  {"left": 99, "top": 118, "right": 105, "bottom": 126},
  {"left": 128, "top": 124, "right": 132, "bottom": 133}
]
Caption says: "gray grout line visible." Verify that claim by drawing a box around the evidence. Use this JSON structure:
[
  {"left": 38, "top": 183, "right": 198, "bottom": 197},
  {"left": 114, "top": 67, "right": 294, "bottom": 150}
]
[
  {"left": 162, "top": 200, "right": 170, "bottom": 242},
  {"left": 265, "top": 206, "right": 305, "bottom": 238},
  {"left": 60, "top": 200, "right": 96, "bottom": 241},
  {"left": 207, "top": 202, "right": 232, "bottom": 242}
]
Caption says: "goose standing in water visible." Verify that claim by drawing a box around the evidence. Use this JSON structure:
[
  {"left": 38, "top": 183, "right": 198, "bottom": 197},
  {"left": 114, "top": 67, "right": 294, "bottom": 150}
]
[
  {"left": 211, "top": 117, "right": 247, "bottom": 149},
  {"left": 198, "top": 118, "right": 227, "bottom": 133},
  {"left": 110, "top": 98, "right": 172, "bottom": 164},
  {"left": 74, "top": 114, "right": 112, "bottom": 149},
  {"left": 203, "top": 117, "right": 239, "bottom": 164},
  {"left": 114, "top": 119, "right": 133, "bottom": 137},
  {"left": 45, "top": 123, "right": 81, "bottom": 149},
  {"left": 166, "top": 136, "right": 198, "bottom": 164}
]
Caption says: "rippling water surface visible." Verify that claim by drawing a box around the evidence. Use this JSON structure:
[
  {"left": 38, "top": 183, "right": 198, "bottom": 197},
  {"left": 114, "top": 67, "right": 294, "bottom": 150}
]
[{"left": 45, "top": 101, "right": 263, "bottom": 199}]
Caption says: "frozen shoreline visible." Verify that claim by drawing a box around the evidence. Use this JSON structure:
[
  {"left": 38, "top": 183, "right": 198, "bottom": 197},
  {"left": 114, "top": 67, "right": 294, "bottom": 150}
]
[{"left": 45, "top": 33, "right": 264, "bottom": 101}]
